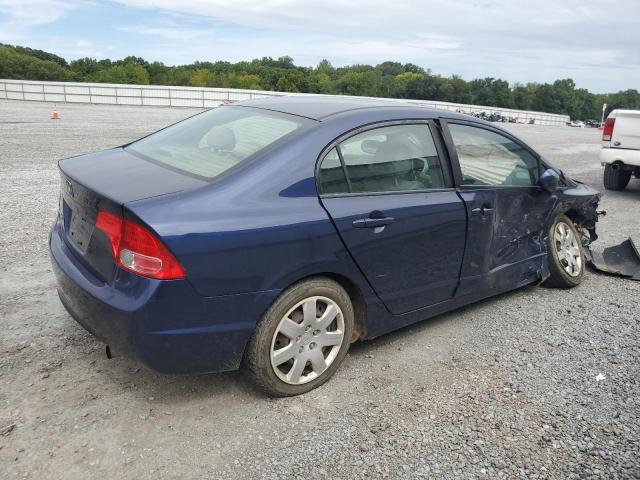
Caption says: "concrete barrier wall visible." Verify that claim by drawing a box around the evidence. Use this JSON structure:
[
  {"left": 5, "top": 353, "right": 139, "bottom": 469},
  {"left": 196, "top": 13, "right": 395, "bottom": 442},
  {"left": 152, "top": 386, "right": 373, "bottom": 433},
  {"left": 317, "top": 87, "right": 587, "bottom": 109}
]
[{"left": 0, "top": 79, "right": 570, "bottom": 126}]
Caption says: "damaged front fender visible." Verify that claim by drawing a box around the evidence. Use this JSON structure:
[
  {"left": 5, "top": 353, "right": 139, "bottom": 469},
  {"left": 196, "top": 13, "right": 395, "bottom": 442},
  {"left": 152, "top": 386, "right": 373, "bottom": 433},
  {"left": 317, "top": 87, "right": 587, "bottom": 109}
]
[{"left": 553, "top": 182, "right": 602, "bottom": 245}]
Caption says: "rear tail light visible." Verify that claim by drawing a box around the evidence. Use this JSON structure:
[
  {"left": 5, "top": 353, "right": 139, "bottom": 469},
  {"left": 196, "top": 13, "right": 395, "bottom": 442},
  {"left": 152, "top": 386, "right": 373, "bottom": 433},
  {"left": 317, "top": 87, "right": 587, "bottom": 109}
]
[
  {"left": 602, "top": 117, "right": 615, "bottom": 142},
  {"left": 95, "top": 211, "right": 185, "bottom": 280}
]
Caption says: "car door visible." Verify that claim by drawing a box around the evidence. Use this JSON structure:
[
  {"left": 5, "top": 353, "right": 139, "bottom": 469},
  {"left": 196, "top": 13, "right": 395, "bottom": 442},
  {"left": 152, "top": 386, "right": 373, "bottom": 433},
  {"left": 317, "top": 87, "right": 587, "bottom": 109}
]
[
  {"left": 317, "top": 121, "right": 467, "bottom": 315},
  {"left": 440, "top": 120, "right": 557, "bottom": 295}
]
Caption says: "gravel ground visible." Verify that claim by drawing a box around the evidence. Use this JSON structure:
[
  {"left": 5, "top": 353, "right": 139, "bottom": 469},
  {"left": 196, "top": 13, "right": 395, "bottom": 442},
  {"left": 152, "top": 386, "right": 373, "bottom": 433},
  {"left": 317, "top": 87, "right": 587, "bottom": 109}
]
[{"left": 1, "top": 99, "right": 639, "bottom": 479}]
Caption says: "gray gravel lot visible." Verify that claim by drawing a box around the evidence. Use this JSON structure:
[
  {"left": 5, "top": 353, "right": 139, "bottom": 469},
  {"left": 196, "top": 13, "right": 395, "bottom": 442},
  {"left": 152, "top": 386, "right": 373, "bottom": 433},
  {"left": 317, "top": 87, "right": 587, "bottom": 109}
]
[{"left": 1, "top": 99, "right": 639, "bottom": 479}]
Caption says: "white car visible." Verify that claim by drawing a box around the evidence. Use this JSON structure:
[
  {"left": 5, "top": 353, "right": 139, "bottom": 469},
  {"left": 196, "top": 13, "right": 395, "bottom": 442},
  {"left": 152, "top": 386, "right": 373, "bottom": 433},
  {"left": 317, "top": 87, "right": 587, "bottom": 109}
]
[
  {"left": 600, "top": 109, "right": 640, "bottom": 190},
  {"left": 569, "top": 120, "right": 585, "bottom": 127}
]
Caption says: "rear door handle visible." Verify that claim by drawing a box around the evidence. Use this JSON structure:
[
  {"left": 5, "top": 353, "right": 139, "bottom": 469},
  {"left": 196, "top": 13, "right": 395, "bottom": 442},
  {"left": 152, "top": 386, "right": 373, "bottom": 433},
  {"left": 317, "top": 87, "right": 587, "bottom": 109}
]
[
  {"left": 471, "top": 206, "right": 494, "bottom": 216},
  {"left": 353, "top": 217, "right": 395, "bottom": 228}
]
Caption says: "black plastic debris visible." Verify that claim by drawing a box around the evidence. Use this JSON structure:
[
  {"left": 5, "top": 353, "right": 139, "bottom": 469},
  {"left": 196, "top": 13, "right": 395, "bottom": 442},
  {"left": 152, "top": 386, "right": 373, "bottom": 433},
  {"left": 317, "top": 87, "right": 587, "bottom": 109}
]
[{"left": 588, "top": 238, "right": 640, "bottom": 281}]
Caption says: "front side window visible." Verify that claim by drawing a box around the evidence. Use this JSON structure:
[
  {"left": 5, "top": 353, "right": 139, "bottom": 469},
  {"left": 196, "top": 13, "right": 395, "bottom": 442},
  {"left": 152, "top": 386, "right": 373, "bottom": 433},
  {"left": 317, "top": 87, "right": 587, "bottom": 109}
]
[
  {"left": 127, "top": 106, "right": 313, "bottom": 180},
  {"left": 448, "top": 124, "right": 539, "bottom": 187},
  {"left": 318, "top": 124, "right": 445, "bottom": 195}
]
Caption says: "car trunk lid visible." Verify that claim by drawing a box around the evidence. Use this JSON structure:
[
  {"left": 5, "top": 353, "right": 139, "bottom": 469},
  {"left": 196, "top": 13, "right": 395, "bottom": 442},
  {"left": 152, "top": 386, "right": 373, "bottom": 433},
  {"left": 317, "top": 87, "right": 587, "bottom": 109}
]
[
  {"left": 58, "top": 147, "right": 207, "bottom": 282},
  {"left": 60, "top": 147, "right": 207, "bottom": 204}
]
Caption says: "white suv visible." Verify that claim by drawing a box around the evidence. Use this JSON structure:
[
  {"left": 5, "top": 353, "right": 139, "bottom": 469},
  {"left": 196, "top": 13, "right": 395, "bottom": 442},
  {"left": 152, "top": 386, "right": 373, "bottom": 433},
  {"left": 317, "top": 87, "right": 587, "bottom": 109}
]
[{"left": 600, "top": 109, "right": 640, "bottom": 190}]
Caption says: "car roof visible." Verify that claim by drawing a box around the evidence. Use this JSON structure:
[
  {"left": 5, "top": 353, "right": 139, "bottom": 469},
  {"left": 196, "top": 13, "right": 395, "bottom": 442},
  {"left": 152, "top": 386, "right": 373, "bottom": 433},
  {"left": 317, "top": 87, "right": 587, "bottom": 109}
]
[
  {"left": 235, "top": 95, "right": 463, "bottom": 122},
  {"left": 610, "top": 109, "right": 640, "bottom": 117}
]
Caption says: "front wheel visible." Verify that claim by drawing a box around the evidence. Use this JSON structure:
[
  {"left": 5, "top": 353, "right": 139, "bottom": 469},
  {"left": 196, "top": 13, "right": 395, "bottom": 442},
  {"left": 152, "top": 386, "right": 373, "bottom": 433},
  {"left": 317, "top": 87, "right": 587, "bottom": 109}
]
[
  {"left": 543, "top": 214, "right": 585, "bottom": 288},
  {"left": 243, "top": 278, "right": 354, "bottom": 397}
]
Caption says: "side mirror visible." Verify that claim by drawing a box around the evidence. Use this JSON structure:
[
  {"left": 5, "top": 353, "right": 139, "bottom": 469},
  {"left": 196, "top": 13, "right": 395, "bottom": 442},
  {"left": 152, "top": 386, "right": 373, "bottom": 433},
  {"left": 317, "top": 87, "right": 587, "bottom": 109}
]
[{"left": 538, "top": 168, "right": 560, "bottom": 192}]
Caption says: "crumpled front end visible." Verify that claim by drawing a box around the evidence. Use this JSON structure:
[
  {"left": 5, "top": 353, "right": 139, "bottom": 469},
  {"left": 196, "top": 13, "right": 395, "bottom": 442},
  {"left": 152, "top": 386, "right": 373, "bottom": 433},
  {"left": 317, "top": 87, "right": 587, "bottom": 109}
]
[{"left": 557, "top": 182, "right": 602, "bottom": 246}]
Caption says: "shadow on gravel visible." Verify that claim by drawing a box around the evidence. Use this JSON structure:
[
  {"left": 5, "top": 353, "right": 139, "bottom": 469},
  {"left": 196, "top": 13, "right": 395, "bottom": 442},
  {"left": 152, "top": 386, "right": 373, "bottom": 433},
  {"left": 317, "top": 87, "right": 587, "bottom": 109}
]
[
  {"left": 602, "top": 181, "right": 640, "bottom": 198},
  {"left": 60, "top": 283, "right": 540, "bottom": 403},
  {"left": 345, "top": 284, "right": 539, "bottom": 358},
  {"left": 100, "top": 358, "right": 266, "bottom": 402}
]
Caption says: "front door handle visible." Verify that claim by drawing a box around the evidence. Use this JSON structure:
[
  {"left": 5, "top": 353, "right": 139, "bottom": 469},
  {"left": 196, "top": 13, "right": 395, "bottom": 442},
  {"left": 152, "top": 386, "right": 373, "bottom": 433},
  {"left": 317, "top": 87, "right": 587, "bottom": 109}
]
[{"left": 353, "top": 217, "right": 395, "bottom": 228}]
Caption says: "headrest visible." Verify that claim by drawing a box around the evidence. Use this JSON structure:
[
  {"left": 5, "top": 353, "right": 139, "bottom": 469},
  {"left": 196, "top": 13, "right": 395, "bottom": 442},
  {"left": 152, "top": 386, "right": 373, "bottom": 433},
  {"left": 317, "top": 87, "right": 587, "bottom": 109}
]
[
  {"left": 374, "top": 139, "right": 415, "bottom": 174},
  {"left": 207, "top": 126, "right": 236, "bottom": 151}
]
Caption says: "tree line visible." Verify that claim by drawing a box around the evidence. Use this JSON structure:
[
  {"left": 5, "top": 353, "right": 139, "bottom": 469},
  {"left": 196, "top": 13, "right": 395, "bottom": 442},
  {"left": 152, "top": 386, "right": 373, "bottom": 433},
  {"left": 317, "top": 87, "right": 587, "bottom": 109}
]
[{"left": 1, "top": 43, "right": 638, "bottom": 120}]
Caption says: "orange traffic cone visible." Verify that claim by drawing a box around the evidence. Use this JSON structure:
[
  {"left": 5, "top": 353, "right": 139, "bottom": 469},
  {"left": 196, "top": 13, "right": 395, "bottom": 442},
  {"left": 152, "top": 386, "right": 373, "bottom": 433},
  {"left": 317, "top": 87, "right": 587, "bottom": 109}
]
[{"left": 51, "top": 105, "right": 60, "bottom": 120}]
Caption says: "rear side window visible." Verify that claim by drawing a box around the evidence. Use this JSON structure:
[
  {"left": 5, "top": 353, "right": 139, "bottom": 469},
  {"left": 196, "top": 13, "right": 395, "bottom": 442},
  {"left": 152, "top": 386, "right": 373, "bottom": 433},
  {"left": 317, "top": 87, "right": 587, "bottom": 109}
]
[
  {"left": 318, "top": 124, "right": 445, "bottom": 195},
  {"left": 318, "top": 148, "right": 349, "bottom": 194},
  {"left": 448, "top": 124, "right": 539, "bottom": 187},
  {"left": 127, "top": 107, "right": 313, "bottom": 180}
]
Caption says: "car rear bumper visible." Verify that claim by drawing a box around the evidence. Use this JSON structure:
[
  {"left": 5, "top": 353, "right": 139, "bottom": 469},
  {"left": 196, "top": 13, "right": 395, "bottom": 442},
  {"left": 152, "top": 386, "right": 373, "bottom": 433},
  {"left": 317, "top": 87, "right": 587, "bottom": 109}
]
[
  {"left": 600, "top": 147, "right": 640, "bottom": 167},
  {"left": 50, "top": 218, "right": 280, "bottom": 374}
]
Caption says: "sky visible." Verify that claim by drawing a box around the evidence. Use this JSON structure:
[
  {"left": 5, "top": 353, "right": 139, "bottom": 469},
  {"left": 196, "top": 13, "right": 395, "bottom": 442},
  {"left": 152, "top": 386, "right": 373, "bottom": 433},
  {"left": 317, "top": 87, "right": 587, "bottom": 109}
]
[{"left": 0, "top": 0, "right": 638, "bottom": 93}]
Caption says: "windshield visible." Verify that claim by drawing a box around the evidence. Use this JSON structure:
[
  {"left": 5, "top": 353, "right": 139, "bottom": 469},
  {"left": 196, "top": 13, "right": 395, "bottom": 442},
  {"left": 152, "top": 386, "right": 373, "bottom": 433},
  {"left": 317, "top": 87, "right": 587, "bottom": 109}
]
[{"left": 127, "top": 106, "right": 313, "bottom": 180}]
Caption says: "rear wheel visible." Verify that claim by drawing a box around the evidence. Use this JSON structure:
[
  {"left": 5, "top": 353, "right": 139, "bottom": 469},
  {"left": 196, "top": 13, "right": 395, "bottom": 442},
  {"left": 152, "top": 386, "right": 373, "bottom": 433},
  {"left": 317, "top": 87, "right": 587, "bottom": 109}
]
[
  {"left": 603, "top": 163, "right": 631, "bottom": 190},
  {"left": 544, "top": 214, "right": 585, "bottom": 288},
  {"left": 243, "top": 278, "right": 354, "bottom": 397}
]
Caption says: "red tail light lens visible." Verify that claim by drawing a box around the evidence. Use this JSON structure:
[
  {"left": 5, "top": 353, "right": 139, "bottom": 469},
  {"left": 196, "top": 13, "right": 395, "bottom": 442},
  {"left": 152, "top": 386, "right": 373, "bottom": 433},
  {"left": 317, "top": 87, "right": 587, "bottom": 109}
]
[
  {"left": 95, "top": 211, "right": 185, "bottom": 280},
  {"left": 602, "top": 117, "right": 615, "bottom": 142},
  {"left": 95, "top": 210, "right": 122, "bottom": 260}
]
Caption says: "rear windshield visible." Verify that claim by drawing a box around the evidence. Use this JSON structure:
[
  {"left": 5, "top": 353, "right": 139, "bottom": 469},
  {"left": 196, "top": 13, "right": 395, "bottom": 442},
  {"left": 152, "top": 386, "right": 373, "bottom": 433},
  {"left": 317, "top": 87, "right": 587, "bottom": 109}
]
[{"left": 127, "top": 106, "right": 313, "bottom": 180}]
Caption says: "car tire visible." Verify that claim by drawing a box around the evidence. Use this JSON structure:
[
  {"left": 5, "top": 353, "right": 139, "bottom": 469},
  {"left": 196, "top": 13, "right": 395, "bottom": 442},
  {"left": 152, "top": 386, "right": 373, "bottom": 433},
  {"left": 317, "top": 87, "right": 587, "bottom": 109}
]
[
  {"left": 543, "top": 214, "right": 585, "bottom": 288},
  {"left": 243, "top": 277, "right": 354, "bottom": 397},
  {"left": 603, "top": 163, "right": 631, "bottom": 191}
]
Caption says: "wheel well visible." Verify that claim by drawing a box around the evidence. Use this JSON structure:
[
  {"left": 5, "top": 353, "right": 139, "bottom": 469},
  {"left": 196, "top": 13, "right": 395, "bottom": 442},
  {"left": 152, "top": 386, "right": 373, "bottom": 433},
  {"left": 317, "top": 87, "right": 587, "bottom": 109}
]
[
  {"left": 563, "top": 209, "right": 581, "bottom": 224},
  {"left": 306, "top": 272, "right": 367, "bottom": 343},
  {"left": 610, "top": 160, "right": 624, "bottom": 167},
  {"left": 609, "top": 161, "right": 636, "bottom": 172},
  {"left": 240, "top": 272, "right": 368, "bottom": 365},
  {"left": 562, "top": 208, "right": 596, "bottom": 243}
]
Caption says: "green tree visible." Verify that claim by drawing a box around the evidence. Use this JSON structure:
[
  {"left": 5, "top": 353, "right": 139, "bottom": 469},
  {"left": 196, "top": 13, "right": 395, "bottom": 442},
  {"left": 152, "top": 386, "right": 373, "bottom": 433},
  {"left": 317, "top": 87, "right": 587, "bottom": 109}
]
[
  {"left": 3, "top": 42, "right": 640, "bottom": 120},
  {"left": 307, "top": 73, "right": 333, "bottom": 94},
  {"left": 0, "top": 45, "right": 70, "bottom": 81},
  {"left": 512, "top": 83, "right": 536, "bottom": 111},
  {"left": 189, "top": 68, "right": 214, "bottom": 87},
  {"left": 95, "top": 65, "right": 150, "bottom": 84},
  {"left": 468, "top": 78, "right": 513, "bottom": 108},
  {"left": 395, "top": 71, "right": 424, "bottom": 98},
  {"left": 275, "top": 70, "right": 305, "bottom": 92},
  {"left": 69, "top": 57, "right": 102, "bottom": 78},
  {"left": 448, "top": 75, "right": 470, "bottom": 104},
  {"left": 607, "top": 89, "right": 640, "bottom": 112},
  {"left": 337, "top": 71, "right": 380, "bottom": 97},
  {"left": 316, "top": 59, "right": 335, "bottom": 77},
  {"left": 228, "top": 74, "right": 261, "bottom": 90}
]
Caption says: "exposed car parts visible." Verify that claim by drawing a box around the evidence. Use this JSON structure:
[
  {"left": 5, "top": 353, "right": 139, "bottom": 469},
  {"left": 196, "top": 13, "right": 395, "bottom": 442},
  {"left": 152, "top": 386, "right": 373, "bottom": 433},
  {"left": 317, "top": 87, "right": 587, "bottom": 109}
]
[{"left": 588, "top": 238, "right": 640, "bottom": 281}]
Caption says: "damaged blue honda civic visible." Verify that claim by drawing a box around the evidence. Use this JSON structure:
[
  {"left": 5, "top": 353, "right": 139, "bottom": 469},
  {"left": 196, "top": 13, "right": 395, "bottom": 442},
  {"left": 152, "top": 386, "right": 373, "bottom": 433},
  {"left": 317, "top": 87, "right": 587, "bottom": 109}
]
[{"left": 50, "top": 96, "right": 601, "bottom": 396}]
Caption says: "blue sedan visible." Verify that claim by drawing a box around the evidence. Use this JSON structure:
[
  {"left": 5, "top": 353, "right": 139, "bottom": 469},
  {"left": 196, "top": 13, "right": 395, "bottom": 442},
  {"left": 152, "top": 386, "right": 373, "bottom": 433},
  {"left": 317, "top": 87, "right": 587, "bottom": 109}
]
[{"left": 50, "top": 96, "right": 600, "bottom": 396}]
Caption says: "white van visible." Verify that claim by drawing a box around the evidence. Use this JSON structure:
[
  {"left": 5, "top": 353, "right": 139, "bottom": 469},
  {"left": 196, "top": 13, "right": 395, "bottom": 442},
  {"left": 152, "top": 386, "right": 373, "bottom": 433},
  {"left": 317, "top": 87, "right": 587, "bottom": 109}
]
[{"left": 600, "top": 109, "right": 640, "bottom": 190}]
